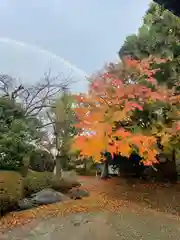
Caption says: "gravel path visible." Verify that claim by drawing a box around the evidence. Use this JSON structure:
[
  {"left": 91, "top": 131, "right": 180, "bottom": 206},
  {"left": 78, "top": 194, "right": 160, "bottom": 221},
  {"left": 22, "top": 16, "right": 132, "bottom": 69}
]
[{"left": 1, "top": 209, "right": 180, "bottom": 239}]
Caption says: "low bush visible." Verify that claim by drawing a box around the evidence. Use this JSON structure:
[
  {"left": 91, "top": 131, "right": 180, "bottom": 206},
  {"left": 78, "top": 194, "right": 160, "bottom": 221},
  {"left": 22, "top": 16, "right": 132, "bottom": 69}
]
[
  {"left": 51, "top": 178, "right": 79, "bottom": 192},
  {"left": 51, "top": 171, "right": 80, "bottom": 192},
  {"left": 0, "top": 171, "right": 23, "bottom": 215},
  {"left": 61, "top": 170, "right": 78, "bottom": 182},
  {"left": 23, "top": 170, "right": 52, "bottom": 196},
  {"left": 24, "top": 170, "right": 81, "bottom": 196},
  {"left": 0, "top": 170, "right": 81, "bottom": 216}
]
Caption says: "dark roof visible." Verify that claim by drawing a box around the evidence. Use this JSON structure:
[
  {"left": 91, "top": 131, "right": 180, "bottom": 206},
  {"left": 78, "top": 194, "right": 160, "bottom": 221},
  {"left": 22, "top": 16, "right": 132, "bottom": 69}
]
[{"left": 154, "top": 0, "right": 180, "bottom": 17}]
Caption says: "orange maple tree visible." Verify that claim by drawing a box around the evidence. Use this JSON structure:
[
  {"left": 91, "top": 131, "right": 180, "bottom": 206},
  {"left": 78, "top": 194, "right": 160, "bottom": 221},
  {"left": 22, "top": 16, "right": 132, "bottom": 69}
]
[{"left": 72, "top": 57, "right": 170, "bottom": 165}]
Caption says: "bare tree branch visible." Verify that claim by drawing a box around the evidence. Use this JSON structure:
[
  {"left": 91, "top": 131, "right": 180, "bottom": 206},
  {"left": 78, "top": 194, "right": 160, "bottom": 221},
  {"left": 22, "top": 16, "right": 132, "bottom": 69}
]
[
  {"left": 0, "top": 74, "right": 23, "bottom": 100},
  {"left": 0, "top": 70, "right": 75, "bottom": 115},
  {"left": 36, "top": 121, "right": 55, "bottom": 129},
  {"left": 22, "top": 72, "right": 72, "bottom": 117}
]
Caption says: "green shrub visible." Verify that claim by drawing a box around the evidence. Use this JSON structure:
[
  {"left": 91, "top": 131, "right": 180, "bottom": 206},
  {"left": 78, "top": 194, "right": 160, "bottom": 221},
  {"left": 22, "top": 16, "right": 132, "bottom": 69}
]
[
  {"left": 51, "top": 176, "right": 80, "bottom": 193},
  {"left": 0, "top": 171, "right": 23, "bottom": 215},
  {"left": 0, "top": 170, "right": 81, "bottom": 215},
  {"left": 29, "top": 150, "right": 54, "bottom": 172},
  {"left": 23, "top": 170, "right": 52, "bottom": 196},
  {"left": 23, "top": 170, "right": 81, "bottom": 196}
]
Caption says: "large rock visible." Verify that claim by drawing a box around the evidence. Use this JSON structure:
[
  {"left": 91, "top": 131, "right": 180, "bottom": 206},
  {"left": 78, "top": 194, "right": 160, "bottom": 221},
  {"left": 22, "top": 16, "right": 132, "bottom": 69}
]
[
  {"left": 68, "top": 188, "right": 89, "bottom": 200},
  {"left": 18, "top": 198, "right": 36, "bottom": 210},
  {"left": 31, "top": 188, "right": 70, "bottom": 205}
]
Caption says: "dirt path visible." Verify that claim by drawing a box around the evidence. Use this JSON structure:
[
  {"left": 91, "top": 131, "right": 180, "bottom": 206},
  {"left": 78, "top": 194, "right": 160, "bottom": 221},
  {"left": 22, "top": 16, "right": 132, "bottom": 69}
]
[
  {"left": 1, "top": 177, "right": 180, "bottom": 239},
  {"left": 1, "top": 210, "right": 180, "bottom": 239}
]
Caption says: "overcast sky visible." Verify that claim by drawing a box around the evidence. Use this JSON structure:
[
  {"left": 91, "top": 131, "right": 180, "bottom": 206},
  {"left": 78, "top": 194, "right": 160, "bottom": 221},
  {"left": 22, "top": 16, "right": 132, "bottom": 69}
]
[{"left": 0, "top": 0, "right": 151, "bottom": 92}]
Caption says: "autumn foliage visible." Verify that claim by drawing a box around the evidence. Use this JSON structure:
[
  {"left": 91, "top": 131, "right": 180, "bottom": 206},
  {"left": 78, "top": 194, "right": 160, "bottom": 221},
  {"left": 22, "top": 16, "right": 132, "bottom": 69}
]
[{"left": 72, "top": 57, "right": 179, "bottom": 165}]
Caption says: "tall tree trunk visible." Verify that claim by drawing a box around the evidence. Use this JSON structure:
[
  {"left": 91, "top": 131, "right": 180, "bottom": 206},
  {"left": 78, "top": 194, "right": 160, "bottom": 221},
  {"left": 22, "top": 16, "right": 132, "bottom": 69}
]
[
  {"left": 101, "top": 131, "right": 109, "bottom": 179},
  {"left": 101, "top": 160, "right": 109, "bottom": 179},
  {"left": 168, "top": 149, "right": 178, "bottom": 183},
  {"left": 162, "top": 149, "right": 178, "bottom": 183},
  {"left": 54, "top": 133, "right": 62, "bottom": 178},
  {"left": 84, "top": 158, "right": 87, "bottom": 173},
  {"left": 61, "top": 153, "right": 69, "bottom": 170},
  {"left": 55, "top": 155, "right": 62, "bottom": 178}
]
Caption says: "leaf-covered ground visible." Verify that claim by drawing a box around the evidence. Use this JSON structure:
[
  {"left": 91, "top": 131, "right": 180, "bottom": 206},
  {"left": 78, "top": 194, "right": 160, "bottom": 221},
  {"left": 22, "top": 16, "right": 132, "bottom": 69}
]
[{"left": 1, "top": 176, "right": 180, "bottom": 233}]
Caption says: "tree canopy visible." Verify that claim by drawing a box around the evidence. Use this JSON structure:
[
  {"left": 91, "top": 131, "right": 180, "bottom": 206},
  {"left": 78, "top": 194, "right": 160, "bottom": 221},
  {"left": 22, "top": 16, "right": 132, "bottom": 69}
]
[
  {"left": 119, "top": 2, "right": 180, "bottom": 88},
  {"left": 72, "top": 57, "right": 180, "bottom": 165},
  {"left": 0, "top": 97, "right": 39, "bottom": 170}
]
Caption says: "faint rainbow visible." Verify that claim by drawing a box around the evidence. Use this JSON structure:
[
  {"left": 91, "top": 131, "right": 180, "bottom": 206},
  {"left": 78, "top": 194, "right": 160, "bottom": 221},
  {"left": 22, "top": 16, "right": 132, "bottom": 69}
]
[{"left": 0, "top": 37, "right": 89, "bottom": 78}]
